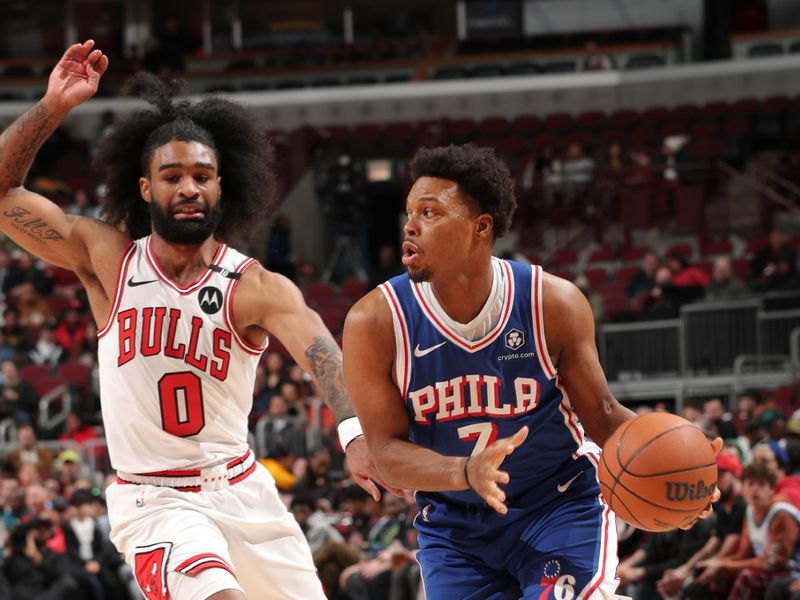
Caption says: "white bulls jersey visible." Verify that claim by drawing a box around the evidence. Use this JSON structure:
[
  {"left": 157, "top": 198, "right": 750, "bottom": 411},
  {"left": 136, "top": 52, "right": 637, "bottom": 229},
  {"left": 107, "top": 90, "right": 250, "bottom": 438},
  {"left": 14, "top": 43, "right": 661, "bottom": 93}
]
[{"left": 98, "top": 236, "right": 265, "bottom": 473}]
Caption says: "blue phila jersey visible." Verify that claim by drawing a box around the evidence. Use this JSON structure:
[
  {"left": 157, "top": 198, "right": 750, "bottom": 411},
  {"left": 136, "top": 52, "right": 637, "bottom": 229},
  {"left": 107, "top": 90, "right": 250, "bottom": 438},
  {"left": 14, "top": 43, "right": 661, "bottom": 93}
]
[{"left": 380, "top": 259, "right": 599, "bottom": 506}]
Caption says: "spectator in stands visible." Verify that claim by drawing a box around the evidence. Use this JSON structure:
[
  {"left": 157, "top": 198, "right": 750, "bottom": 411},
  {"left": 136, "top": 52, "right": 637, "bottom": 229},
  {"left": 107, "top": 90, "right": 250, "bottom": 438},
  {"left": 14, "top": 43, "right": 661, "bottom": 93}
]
[
  {"left": 262, "top": 394, "right": 304, "bottom": 457},
  {"left": 62, "top": 489, "right": 127, "bottom": 600},
  {"left": 627, "top": 251, "right": 659, "bottom": 300},
  {"left": 59, "top": 412, "right": 100, "bottom": 462},
  {"left": 7, "top": 251, "right": 53, "bottom": 297},
  {"left": 666, "top": 253, "right": 710, "bottom": 300},
  {"left": 13, "top": 281, "right": 53, "bottom": 328},
  {"left": 1, "top": 308, "right": 31, "bottom": 357},
  {"left": 777, "top": 440, "right": 800, "bottom": 510},
  {"left": 624, "top": 147, "right": 653, "bottom": 186},
  {"left": 65, "top": 189, "right": 95, "bottom": 218},
  {"left": 682, "top": 399, "right": 704, "bottom": 427},
  {"left": 266, "top": 214, "right": 297, "bottom": 283},
  {"left": 294, "top": 446, "right": 339, "bottom": 511},
  {"left": 659, "top": 452, "right": 746, "bottom": 599},
  {"left": 279, "top": 380, "right": 306, "bottom": 417},
  {"left": 29, "top": 324, "right": 64, "bottom": 368},
  {"left": 340, "top": 484, "right": 380, "bottom": 549},
  {"left": 734, "top": 391, "right": 762, "bottom": 435},
  {"left": 0, "top": 250, "right": 13, "bottom": 299},
  {"left": 55, "top": 450, "right": 83, "bottom": 499},
  {"left": 263, "top": 351, "right": 287, "bottom": 397},
  {"left": 762, "top": 410, "right": 790, "bottom": 444},
  {"left": 643, "top": 265, "right": 680, "bottom": 318},
  {"left": 561, "top": 142, "right": 594, "bottom": 201},
  {"left": 53, "top": 301, "right": 87, "bottom": 362},
  {"left": 573, "top": 274, "right": 605, "bottom": 325},
  {"left": 291, "top": 495, "right": 345, "bottom": 555},
  {"left": 0, "top": 361, "right": 39, "bottom": 424},
  {"left": 24, "top": 483, "right": 50, "bottom": 522},
  {"left": 706, "top": 256, "right": 748, "bottom": 300},
  {"left": 258, "top": 444, "right": 300, "bottom": 494},
  {"left": 582, "top": 41, "right": 614, "bottom": 71},
  {"left": 598, "top": 141, "right": 626, "bottom": 179},
  {"left": 751, "top": 231, "right": 799, "bottom": 292},
  {"left": 7, "top": 425, "right": 54, "bottom": 478},
  {"left": 3, "top": 519, "right": 80, "bottom": 599},
  {"left": 696, "top": 462, "right": 800, "bottom": 599},
  {"left": 754, "top": 439, "right": 789, "bottom": 481},
  {"left": 616, "top": 517, "right": 714, "bottom": 599},
  {"left": 704, "top": 397, "right": 739, "bottom": 439}
]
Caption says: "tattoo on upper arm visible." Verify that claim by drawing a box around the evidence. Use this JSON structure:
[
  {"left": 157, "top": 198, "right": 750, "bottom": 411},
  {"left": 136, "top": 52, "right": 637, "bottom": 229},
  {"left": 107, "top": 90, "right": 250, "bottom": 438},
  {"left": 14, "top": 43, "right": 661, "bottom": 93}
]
[
  {"left": 305, "top": 336, "right": 354, "bottom": 423},
  {"left": 4, "top": 103, "right": 50, "bottom": 184},
  {"left": 2, "top": 207, "right": 65, "bottom": 242}
]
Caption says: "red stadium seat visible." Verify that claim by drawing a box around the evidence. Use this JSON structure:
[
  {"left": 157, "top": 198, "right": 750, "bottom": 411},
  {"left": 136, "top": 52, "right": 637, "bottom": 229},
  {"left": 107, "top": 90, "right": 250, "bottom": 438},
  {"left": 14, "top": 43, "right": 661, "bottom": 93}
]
[
  {"left": 587, "top": 247, "right": 616, "bottom": 263},
  {"left": 548, "top": 249, "right": 578, "bottom": 267},
  {"left": 619, "top": 246, "right": 652, "bottom": 261},
  {"left": 32, "top": 376, "right": 66, "bottom": 398},
  {"left": 58, "top": 362, "right": 90, "bottom": 396},
  {"left": 701, "top": 239, "right": 733, "bottom": 256},
  {"left": 582, "top": 268, "right": 609, "bottom": 288},
  {"left": 731, "top": 258, "right": 751, "bottom": 281},
  {"left": 340, "top": 278, "right": 366, "bottom": 302},
  {"left": 575, "top": 111, "right": 606, "bottom": 130},
  {"left": 730, "top": 98, "right": 759, "bottom": 117},
  {"left": 673, "top": 103, "right": 700, "bottom": 123},
  {"left": 543, "top": 113, "right": 574, "bottom": 134},
  {"left": 305, "top": 283, "right": 335, "bottom": 305},
  {"left": 479, "top": 117, "right": 510, "bottom": 138},
  {"left": 21, "top": 364, "right": 51, "bottom": 382},
  {"left": 640, "top": 106, "right": 670, "bottom": 127},
  {"left": 608, "top": 110, "right": 638, "bottom": 129},
  {"left": 665, "top": 242, "right": 693, "bottom": 258},
  {"left": 602, "top": 293, "right": 630, "bottom": 321},
  {"left": 510, "top": 115, "right": 541, "bottom": 135},
  {"left": 614, "top": 265, "right": 641, "bottom": 286}
]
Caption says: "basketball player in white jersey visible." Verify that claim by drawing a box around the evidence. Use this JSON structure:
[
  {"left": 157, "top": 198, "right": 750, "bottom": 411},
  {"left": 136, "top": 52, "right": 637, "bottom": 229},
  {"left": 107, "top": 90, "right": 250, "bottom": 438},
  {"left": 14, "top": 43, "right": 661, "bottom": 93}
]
[{"left": 0, "top": 40, "right": 385, "bottom": 600}]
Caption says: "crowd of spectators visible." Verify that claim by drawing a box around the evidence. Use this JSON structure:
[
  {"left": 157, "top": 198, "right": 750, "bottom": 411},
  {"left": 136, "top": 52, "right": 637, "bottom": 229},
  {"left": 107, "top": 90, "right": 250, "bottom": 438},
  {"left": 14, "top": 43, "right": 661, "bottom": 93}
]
[{"left": 616, "top": 392, "right": 800, "bottom": 599}]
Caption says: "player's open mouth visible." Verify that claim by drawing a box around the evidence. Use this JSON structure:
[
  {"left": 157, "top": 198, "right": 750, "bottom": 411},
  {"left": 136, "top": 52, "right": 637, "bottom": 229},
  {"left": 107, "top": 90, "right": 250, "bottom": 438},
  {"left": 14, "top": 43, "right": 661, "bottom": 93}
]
[{"left": 401, "top": 241, "right": 420, "bottom": 266}]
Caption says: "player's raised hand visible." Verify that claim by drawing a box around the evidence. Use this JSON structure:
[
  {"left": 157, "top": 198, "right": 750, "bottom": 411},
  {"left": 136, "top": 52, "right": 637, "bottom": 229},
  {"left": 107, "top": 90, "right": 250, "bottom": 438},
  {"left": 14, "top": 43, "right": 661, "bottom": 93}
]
[
  {"left": 46, "top": 40, "right": 109, "bottom": 111},
  {"left": 345, "top": 436, "right": 404, "bottom": 501},
  {"left": 465, "top": 426, "right": 528, "bottom": 515}
]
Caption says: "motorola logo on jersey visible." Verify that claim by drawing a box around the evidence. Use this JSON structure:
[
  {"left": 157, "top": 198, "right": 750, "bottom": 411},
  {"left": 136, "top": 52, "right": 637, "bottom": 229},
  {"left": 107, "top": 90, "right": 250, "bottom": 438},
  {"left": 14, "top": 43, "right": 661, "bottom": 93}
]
[
  {"left": 198, "top": 286, "right": 223, "bottom": 315},
  {"left": 505, "top": 328, "right": 525, "bottom": 351}
]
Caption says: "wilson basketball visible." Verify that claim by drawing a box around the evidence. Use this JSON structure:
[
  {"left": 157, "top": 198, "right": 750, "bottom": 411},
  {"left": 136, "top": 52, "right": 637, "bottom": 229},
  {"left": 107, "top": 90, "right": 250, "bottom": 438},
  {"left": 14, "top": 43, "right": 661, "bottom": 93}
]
[{"left": 598, "top": 412, "right": 717, "bottom": 532}]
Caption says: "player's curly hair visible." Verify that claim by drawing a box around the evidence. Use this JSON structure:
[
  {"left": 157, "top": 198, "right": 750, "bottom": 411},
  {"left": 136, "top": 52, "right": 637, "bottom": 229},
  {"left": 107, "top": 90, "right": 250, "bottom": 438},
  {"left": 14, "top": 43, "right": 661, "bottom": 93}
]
[
  {"left": 410, "top": 144, "right": 516, "bottom": 238},
  {"left": 93, "top": 72, "right": 276, "bottom": 245}
]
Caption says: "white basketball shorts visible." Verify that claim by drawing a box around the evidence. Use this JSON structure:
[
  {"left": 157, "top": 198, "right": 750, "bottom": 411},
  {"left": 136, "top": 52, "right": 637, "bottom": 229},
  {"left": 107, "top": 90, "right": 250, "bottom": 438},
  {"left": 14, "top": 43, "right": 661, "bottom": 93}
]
[{"left": 107, "top": 454, "right": 325, "bottom": 600}]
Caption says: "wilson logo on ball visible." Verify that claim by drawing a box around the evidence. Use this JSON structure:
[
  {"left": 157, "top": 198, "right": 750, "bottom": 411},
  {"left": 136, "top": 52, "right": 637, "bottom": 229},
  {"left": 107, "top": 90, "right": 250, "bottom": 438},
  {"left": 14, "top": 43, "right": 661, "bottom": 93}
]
[{"left": 664, "top": 479, "right": 716, "bottom": 502}]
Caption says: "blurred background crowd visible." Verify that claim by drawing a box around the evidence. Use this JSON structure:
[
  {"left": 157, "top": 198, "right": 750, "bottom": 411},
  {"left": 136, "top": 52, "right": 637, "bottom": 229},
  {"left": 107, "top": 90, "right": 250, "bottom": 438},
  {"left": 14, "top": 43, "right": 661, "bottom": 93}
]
[{"left": 0, "top": 0, "right": 799, "bottom": 598}]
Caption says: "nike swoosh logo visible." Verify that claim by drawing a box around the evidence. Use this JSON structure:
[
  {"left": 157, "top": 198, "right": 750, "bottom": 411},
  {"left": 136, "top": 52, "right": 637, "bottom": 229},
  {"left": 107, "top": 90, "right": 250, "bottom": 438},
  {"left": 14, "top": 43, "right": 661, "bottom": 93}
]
[
  {"left": 413, "top": 341, "right": 446, "bottom": 358},
  {"left": 128, "top": 276, "right": 158, "bottom": 287},
  {"left": 557, "top": 471, "right": 583, "bottom": 493}
]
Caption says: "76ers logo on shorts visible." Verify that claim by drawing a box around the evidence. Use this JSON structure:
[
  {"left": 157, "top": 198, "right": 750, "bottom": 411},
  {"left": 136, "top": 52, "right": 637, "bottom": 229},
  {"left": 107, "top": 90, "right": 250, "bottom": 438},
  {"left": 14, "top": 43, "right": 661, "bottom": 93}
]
[
  {"left": 198, "top": 286, "right": 223, "bottom": 315},
  {"left": 505, "top": 328, "right": 525, "bottom": 351}
]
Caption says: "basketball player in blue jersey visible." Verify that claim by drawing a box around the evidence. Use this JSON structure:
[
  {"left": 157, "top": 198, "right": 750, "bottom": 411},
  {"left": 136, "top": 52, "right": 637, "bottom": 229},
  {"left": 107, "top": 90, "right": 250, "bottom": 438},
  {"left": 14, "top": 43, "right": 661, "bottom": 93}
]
[
  {"left": 0, "top": 41, "right": 387, "bottom": 600},
  {"left": 343, "top": 145, "right": 718, "bottom": 599}
]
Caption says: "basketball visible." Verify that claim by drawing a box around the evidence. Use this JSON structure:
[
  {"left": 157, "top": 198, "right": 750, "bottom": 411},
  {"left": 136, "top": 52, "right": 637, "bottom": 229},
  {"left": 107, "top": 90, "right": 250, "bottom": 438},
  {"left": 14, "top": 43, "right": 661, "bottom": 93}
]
[{"left": 598, "top": 413, "right": 717, "bottom": 532}]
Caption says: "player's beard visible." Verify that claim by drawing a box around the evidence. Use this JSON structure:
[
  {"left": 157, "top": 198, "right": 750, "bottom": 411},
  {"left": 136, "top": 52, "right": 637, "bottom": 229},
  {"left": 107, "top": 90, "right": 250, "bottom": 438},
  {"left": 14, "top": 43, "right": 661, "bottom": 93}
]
[
  {"left": 409, "top": 269, "right": 431, "bottom": 283},
  {"left": 149, "top": 193, "right": 223, "bottom": 245}
]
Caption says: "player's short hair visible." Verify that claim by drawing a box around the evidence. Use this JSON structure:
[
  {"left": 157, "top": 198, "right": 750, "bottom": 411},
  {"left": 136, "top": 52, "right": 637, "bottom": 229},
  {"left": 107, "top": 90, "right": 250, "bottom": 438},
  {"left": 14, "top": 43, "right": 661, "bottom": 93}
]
[
  {"left": 93, "top": 72, "right": 276, "bottom": 246},
  {"left": 410, "top": 144, "right": 517, "bottom": 238}
]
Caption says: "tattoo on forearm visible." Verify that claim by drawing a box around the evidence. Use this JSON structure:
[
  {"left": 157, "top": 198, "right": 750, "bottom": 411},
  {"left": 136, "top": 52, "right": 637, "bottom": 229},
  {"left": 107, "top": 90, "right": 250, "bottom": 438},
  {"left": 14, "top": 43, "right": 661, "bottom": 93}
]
[
  {"left": 3, "top": 206, "right": 64, "bottom": 241},
  {"left": 305, "top": 336, "right": 354, "bottom": 423},
  {"left": 1, "top": 102, "right": 53, "bottom": 188}
]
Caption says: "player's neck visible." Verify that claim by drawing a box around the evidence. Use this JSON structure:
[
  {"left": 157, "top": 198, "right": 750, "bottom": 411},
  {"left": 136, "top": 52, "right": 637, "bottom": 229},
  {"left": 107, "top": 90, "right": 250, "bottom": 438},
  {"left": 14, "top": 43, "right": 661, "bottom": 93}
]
[
  {"left": 429, "top": 257, "right": 494, "bottom": 324},
  {"left": 149, "top": 234, "right": 220, "bottom": 285}
]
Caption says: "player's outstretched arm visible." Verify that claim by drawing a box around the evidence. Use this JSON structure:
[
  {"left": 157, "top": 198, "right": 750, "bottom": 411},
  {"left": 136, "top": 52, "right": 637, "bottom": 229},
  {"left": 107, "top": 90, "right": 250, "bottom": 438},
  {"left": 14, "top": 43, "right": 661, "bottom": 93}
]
[
  {"left": 343, "top": 290, "right": 475, "bottom": 494},
  {"left": 0, "top": 40, "right": 120, "bottom": 272},
  {"left": 237, "top": 267, "right": 397, "bottom": 500}
]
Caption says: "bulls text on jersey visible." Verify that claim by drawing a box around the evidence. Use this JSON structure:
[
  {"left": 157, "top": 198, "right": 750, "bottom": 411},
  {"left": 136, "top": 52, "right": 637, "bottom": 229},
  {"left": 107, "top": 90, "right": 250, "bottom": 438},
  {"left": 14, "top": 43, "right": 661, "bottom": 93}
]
[
  {"left": 409, "top": 375, "right": 540, "bottom": 424},
  {"left": 116, "top": 307, "right": 232, "bottom": 381}
]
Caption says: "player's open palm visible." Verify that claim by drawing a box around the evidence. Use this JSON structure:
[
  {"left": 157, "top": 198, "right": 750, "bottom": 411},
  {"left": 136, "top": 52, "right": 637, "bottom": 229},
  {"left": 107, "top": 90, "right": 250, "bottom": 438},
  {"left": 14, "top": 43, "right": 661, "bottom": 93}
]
[
  {"left": 46, "top": 40, "right": 108, "bottom": 110},
  {"left": 466, "top": 426, "right": 528, "bottom": 515}
]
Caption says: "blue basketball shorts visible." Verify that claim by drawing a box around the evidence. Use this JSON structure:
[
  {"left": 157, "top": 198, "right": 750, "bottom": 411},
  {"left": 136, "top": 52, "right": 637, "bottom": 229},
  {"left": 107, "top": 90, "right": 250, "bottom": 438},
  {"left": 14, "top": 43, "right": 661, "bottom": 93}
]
[{"left": 414, "top": 484, "right": 620, "bottom": 599}]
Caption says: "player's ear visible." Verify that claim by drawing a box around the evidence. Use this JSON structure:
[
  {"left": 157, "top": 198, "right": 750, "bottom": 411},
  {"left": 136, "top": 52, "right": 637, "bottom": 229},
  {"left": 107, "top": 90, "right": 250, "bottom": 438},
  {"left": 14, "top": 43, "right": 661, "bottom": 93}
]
[
  {"left": 139, "top": 176, "right": 151, "bottom": 203},
  {"left": 475, "top": 214, "right": 493, "bottom": 240}
]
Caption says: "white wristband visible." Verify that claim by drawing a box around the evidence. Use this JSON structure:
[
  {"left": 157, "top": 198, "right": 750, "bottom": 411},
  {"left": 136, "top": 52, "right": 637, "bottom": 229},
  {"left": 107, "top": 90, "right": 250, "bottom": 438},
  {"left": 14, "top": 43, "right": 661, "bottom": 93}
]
[{"left": 337, "top": 416, "right": 364, "bottom": 450}]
